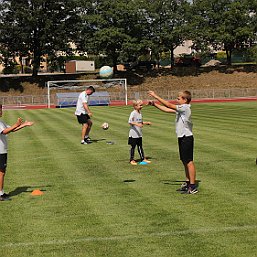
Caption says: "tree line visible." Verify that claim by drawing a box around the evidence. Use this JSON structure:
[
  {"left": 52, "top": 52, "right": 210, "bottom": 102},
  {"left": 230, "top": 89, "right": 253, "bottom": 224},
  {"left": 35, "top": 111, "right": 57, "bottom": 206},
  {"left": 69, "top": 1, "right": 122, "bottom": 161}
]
[{"left": 0, "top": 0, "right": 256, "bottom": 76}]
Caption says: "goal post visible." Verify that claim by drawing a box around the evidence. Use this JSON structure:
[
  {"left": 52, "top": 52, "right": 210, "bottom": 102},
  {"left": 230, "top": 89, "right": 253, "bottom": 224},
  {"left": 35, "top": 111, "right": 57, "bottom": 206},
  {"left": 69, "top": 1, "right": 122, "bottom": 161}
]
[{"left": 46, "top": 78, "right": 128, "bottom": 108}]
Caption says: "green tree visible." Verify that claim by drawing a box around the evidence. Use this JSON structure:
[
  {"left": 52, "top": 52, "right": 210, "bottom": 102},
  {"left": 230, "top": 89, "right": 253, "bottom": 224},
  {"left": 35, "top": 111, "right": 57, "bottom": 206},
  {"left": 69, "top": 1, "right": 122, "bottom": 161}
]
[
  {"left": 189, "top": 0, "right": 255, "bottom": 65},
  {"left": 0, "top": 0, "right": 80, "bottom": 76},
  {"left": 76, "top": 0, "right": 152, "bottom": 71},
  {"left": 146, "top": 0, "right": 190, "bottom": 67}
]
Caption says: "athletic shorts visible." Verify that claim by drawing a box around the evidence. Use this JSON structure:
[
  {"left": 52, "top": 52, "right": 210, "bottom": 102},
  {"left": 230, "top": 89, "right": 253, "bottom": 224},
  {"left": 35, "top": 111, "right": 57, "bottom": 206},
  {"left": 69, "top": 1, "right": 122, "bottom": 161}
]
[
  {"left": 0, "top": 153, "right": 8, "bottom": 172},
  {"left": 178, "top": 135, "right": 194, "bottom": 164},
  {"left": 76, "top": 114, "right": 91, "bottom": 124},
  {"left": 128, "top": 137, "right": 142, "bottom": 146}
]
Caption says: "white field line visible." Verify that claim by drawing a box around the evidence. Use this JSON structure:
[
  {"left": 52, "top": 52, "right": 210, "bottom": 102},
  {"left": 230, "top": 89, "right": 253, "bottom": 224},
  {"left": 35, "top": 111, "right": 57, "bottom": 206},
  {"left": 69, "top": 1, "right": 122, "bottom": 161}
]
[{"left": 2, "top": 224, "right": 257, "bottom": 248}]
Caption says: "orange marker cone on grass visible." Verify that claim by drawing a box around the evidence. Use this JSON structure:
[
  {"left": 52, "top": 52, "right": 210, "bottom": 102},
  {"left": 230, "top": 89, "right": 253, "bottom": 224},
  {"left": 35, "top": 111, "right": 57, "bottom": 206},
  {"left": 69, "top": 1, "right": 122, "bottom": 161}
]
[{"left": 31, "top": 189, "right": 44, "bottom": 196}]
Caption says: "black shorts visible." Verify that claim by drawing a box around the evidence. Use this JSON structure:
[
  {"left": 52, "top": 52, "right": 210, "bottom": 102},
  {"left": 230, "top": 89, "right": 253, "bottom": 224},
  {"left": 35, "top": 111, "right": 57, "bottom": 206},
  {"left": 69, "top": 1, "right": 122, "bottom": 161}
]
[
  {"left": 0, "top": 153, "right": 8, "bottom": 172},
  {"left": 128, "top": 137, "right": 142, "bottom": 146},
  {"left": 76, "top": 114, "right": 90, "bottom": 124},
  {"left": 178, "top": 135, "right": 194, "bottom": 164}
]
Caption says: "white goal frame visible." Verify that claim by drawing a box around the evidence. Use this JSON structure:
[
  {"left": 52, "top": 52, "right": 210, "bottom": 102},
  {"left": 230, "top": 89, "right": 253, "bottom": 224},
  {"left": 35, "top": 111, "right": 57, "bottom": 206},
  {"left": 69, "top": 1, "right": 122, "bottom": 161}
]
[{"left": 46, "top": 78, "right": 128, "bottom": 108}]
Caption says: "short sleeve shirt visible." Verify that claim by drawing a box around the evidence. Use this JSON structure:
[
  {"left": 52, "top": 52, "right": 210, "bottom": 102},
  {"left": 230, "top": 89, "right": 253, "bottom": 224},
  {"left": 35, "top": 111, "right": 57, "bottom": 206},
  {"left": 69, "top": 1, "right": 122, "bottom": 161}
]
[
  {"left": 128, "top": 110, "right": 143, "bottom": 138},
  {"left": 175, "top": 104, "right": 193, "bottom": 138},
  {"left": 75, "top": 91, "right": 89, "bottom": 115},
  {"left": 0, "top": 120, "right": 10, "bottom": 154}
]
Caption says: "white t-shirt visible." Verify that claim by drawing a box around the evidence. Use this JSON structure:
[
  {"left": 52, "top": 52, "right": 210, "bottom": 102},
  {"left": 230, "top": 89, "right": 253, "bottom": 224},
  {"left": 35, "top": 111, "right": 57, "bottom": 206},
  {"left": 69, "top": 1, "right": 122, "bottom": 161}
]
[
  {"left": 0, "top": 120, "right": 10, "bottom": 154},
  {"left": 128, "top": 110, "right": 143, "bottom": 138},
  {"left": 75, "top": 91, "right": 89, "bottom": 115},
  {"left": 175, "top": 104, "right": 193, "bottom": 138}
]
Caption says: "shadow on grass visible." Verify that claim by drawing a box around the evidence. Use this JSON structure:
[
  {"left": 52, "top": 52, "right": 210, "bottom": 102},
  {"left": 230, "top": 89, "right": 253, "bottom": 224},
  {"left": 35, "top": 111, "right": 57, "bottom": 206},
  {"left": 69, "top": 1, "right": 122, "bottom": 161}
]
[
  {"left": 90, "top": 138, "right": 106, "bottom": 142},
  {"left": 161, "top": 180, "right": 201, "bottom": 188},
  {"left": 123, "top": 179, "right": 136, "bottom": 183},
  {"left": 8, "top": 185, "right": 51, "bottom": 197}
]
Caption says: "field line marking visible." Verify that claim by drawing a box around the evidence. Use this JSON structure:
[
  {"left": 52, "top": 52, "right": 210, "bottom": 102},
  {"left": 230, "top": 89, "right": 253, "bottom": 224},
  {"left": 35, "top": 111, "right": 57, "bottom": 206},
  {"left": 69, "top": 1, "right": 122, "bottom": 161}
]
[{"left": 2, "top": 224, "right": 257, "bottom": 248}]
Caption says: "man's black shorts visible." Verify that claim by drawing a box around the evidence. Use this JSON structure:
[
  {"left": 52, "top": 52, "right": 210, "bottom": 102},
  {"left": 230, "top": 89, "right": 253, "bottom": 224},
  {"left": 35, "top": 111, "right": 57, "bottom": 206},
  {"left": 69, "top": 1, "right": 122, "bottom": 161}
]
[
  {"left": 0, "top": 153, "right": 7, "bottom": 171},
  {"left": 128, "top": 137, "right": 142, "bottom": 146},
  {"left": 178, "top": 135, "right": 194, "bottom": 164},
  {"left": 76, "top": 114, "right": 91, "bottom": 124}
]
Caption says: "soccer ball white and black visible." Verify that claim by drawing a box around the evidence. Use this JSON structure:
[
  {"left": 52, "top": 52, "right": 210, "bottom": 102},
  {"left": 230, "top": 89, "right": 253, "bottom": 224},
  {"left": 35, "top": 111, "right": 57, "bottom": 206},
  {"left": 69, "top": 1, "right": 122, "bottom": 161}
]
[{"left": 101, "top": 122, "right": 109, "bottom": 130}]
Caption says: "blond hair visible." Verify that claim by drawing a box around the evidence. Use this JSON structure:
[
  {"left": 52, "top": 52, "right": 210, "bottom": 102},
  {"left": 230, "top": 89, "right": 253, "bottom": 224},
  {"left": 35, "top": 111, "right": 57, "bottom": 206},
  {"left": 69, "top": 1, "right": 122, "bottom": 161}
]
[{"left": 133, "top": 99, "right": 143, "bottom": 107}]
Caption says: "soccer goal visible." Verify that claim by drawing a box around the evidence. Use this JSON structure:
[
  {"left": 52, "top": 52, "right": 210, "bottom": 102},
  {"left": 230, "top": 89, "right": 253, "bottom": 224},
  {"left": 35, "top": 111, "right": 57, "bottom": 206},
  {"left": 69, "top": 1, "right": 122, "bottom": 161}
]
[{"left": 46, "top": 78, "right": 127, "bottom": 108}]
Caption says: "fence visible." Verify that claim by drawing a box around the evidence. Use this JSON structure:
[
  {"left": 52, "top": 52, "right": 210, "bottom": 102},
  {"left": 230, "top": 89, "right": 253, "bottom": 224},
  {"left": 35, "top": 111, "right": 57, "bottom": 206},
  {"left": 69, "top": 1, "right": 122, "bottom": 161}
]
[{"left": 1, "top": 88, "right": 257, "bottom": 107}]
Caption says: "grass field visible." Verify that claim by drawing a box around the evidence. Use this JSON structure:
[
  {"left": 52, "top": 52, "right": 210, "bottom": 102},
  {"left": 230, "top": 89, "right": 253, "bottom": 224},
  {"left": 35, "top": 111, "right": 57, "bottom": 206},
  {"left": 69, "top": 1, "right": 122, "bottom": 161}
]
[{"left": 1, "top": 102, "right": 257, "bottom": 257}]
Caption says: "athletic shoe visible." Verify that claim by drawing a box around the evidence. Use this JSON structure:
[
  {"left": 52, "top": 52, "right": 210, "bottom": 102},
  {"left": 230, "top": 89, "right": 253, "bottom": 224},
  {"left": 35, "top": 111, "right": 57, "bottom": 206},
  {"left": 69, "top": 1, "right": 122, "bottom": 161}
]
[
  {"left": 1, "top": 193, "right": 10, "bottom": 198},
  {"left": 130, "top": 161, "right": 137, "bottom": 165},
  {"left": 142, "top": 159, "right": 151, "bottom": 163},
  {"left": 0, "top": 194, "right": 11, "bottom": 201},
  {"left": 176, "top": 182, "right": 188, "bottom": 192},
  {"left": 182, "top": 188, "right": 199, "bottom": 195},
  {"left": 81, "top": 140, "right": 91, "bottom": 144},
  {"left": 85, "top": 137, "right": 93, "bottom": 143}
]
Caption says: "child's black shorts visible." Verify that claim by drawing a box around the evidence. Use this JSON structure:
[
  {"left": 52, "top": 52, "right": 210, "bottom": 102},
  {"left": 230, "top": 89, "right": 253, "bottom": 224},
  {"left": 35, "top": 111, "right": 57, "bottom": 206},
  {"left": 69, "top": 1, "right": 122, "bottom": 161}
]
[
  {"left": 178, "top": 135, "right": 194, "bottom": 164},
  {"left": 76, "top": 114, "right": 91, "bottom": 124},
  {"left": 0, "top": 153, "right": 8, "bottom": 172},
  {"left": 128, "top": 137, "right": 142, "bottom": 146}
]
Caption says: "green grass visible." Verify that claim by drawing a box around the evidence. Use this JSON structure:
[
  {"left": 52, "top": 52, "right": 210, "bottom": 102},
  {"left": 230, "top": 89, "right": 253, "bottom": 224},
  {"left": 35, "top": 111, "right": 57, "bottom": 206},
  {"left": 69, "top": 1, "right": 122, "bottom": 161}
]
[{"left": 1, "top": 102, "right": 257, "bottom": 257}]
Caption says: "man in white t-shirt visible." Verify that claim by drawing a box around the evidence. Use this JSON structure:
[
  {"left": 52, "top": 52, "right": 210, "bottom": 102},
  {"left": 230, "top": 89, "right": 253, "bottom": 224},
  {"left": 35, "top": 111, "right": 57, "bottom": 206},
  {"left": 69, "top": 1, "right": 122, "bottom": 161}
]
[{"left": 75, "top": 86, "right": 95, "bottom": 144}]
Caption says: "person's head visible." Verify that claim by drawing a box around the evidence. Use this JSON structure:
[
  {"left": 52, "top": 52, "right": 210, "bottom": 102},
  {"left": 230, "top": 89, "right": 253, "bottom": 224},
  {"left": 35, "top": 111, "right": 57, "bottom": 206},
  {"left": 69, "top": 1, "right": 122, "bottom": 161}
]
[
  {"left": 133, "top": 99, "right": 143, "bottom": 111},
  {"left": 176, "top": 91, "right": 192, "bottom": 104},
  {"left": 0, "top": 104, "right": 2, "bottom": 117},
  {"left": 85, "top": 86, "right": 95, "bottom": 95}
]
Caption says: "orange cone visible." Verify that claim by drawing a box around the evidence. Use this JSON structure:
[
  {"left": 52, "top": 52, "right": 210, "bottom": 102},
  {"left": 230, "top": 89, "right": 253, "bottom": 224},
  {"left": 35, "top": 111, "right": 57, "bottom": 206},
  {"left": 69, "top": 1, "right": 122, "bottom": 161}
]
[{"left": 31, "top": 189, "right": 44, "bottom": 196}]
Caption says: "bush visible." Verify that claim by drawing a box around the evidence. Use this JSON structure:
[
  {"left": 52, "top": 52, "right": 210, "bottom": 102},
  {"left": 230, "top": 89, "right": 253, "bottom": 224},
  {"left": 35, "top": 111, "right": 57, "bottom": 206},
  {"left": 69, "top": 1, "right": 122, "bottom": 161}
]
[{"left": 2, "top": 64, "right": 19, "bottom": 74}]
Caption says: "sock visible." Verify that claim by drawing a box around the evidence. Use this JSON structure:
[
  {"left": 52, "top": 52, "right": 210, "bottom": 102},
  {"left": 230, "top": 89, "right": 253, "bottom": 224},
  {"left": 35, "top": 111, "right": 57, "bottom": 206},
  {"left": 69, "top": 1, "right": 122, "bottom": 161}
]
[
  {"left": 189, "top": 184, "right": 196, "bottom": 190},
  {"left": 85, "top": 135, "right": 89, "bottom": 139},
  {"left": 0, "top": 190, "right": 4, "bottom": 196}
]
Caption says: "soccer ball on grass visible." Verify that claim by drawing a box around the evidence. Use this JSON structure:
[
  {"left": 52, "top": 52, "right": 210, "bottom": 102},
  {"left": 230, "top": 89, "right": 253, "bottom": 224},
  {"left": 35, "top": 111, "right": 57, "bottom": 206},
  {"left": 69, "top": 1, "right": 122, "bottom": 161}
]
[{"left": 101, "top": 122, "right": 109, "bottom": 130}]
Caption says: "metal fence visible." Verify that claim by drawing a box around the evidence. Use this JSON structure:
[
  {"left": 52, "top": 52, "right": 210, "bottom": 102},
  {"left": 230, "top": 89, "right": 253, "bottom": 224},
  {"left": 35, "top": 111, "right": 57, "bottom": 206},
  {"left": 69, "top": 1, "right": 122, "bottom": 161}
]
[
  {"left": 0, "top": 95, "right": 49, "bottom": 106},
  {"left": 119, "top": 88, "right": 257, "bottom": 102},
  {"left": 1, "top": 88, "right": 257, "bottom": 106}
]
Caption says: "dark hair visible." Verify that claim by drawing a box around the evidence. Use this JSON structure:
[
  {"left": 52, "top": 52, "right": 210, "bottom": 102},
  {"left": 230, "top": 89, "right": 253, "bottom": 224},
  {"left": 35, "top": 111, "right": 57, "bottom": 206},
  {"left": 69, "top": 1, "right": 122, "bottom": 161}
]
[{"left": 87, "top": 86, "right": 95, "bottom": 93}]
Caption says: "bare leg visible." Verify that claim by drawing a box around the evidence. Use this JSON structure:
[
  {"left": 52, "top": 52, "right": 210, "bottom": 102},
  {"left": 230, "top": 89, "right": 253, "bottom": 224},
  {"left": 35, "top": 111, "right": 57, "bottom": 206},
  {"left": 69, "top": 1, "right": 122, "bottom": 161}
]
[
  {"left": 0, "top": 170, "right": 5, "bottom": 192},
  {"left": 183, "top": 162, "right": 190, "bottom": 183},
  {"left": 85, "top": 120, "right": 92, "bottom": 137},
  {"left": 81, "top": 123, "right": 89, "bottom": 141},
  {"left": 187, "top": 161, "right": 196, "bottom": 185}
]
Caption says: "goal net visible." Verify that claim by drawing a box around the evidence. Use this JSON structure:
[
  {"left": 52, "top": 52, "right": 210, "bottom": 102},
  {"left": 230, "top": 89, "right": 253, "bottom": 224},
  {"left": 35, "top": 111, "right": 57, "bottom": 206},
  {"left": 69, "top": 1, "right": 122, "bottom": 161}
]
[{"left": 46, "top": 78, "right": 127, "bottom": 108}]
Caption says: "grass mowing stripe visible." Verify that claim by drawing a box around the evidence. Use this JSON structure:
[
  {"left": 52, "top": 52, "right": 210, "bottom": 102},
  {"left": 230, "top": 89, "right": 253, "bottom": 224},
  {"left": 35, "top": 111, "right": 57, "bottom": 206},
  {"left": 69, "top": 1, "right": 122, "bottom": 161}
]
[{"left": 2, "top": 224, "right": 257, "bottom": 248}]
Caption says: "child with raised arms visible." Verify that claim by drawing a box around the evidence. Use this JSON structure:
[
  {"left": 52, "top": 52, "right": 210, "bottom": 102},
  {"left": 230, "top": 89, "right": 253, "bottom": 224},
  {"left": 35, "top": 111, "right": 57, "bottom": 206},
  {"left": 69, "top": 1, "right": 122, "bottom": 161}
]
[{"left": 148, "top": 90, "right": 198, "bottom": 194}]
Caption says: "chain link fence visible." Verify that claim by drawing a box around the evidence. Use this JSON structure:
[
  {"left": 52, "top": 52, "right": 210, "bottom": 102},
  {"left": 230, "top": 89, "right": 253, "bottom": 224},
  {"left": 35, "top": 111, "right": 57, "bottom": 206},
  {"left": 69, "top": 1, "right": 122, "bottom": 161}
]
[
  {"left": 120, "top": 88, "right": 257, "bottom": 102},
  {"left": 1, "top": 88, "right": 257, "bottom": 107}
]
